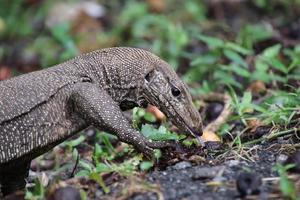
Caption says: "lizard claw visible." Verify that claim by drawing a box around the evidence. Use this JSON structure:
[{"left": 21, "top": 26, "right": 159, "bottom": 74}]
[
  {"left": 133, "top": 141, "right": 155, "bottom": 159},
  {"left": 140, "top": 145, "right": 155, "bottom": 159}
]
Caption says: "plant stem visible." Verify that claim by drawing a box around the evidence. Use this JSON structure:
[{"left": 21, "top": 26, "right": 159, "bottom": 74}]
[{"left": 243, "top": 128, "right": 300, "bottom": 146}]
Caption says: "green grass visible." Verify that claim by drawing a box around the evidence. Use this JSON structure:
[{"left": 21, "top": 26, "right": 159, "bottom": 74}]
[{"left": 1, "top": 0, "right": 300, "bottom": 198}]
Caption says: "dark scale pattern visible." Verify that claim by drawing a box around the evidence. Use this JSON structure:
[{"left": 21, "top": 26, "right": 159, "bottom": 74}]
[{"left": 0, "top": 47, "right": 202, "bottom": 196}]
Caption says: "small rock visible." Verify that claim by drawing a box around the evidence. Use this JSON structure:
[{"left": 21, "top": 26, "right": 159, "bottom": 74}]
[
  {"left": 267, "top": 154, "right": 276, "bottom": 162},
  {"left": 226, "top": 160, "right": 240, "bottom": 167},
  {"left": 47, "top": 186, "right": 81, "bottom": 200},
  {"left": 31, "top": 159, "right": 55, "bottom": 171},
  {"left": 213, "top": 175, "right": 227, "bottom": 182},
  {"left": 191, "top": 166, "right": 224, "bottom": 180},
  {"left": 84, "top": 128, "right": 97, "bottom": 144},
  {"left": 277, "top": 154, "right": 289, "bottom": 164},
  {"left": 172, "top": 161, "right": 192, "bottom": 170},
  {"left": 236, "top": 172, "right": 262, "bottom": 197}
]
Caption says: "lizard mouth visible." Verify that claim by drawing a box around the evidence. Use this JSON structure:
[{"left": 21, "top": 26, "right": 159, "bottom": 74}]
[
  {"left": 142, "top": 89, "right": 203, "bottom": 141},
  {"left": 184, "top": 124, "right": 205, "bottom": 146}
]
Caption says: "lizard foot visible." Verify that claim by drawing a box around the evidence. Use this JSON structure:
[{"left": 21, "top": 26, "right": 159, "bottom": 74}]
[{"left": 136, "top": 144, "right": 155, "bottom": 159}]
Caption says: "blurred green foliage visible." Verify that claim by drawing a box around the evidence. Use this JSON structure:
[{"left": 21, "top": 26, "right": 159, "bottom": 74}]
[{"left": 1, "top": 0, "right": 300, "bottom": 197}]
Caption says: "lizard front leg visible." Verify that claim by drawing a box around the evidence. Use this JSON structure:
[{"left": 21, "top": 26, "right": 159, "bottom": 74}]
[{"left": 70, "top": 83, "right": 172, "bottom": 157}]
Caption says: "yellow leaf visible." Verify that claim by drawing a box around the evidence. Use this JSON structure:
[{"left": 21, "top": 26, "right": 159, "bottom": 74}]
[{"left": 201, "top": 131, "right": 221, "bottom": 142}]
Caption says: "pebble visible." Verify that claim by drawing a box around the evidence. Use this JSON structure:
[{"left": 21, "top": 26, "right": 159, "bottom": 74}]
[
  {"left": 191, "top": 166, "right": 224, "bottom": 180},
  {"left": 171, "top": 161, "right": 192, "bottom": 170},
  {"left": 277, "top": 154, "right": 289, "bottom": 164},
  {"left": 226, "top": 160, "right": 240, "bottom": 167}
]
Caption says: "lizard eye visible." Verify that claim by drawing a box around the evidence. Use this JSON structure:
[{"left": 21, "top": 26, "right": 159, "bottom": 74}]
[
  {"left": 145, "top": 70, "right": 154, "bottom": 82},
  {"left": 171, "top": 85, "right": 181, "bottom": 97}
]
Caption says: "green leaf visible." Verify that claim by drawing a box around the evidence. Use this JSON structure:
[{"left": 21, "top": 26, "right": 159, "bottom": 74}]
[
  {"left": 223, "top": 49, "right": 247, "bottom": 67},
  {"left": 237, "top": 24, "right": 272, "bottom": 49},
  {"left": 154, "top": 149, "right": 162, "bottom": 160},
  {"left": 279, "top": 177, "right": 296, "bottom": 197},
  {"left": 262, "top": 44, "right": 281, "bottom": 58},
  {"left": 190, "top": 54, "right": 219, "bottom": 66},
  {"left": 273, "top": 164, "right": 297, "bottom": 199},
  {"left": 90, "top": 172, "right": 110, "bottom": 193},
  {"left": 252, "top": 59, "right": 270, "bottom": 82},
  {"left": 100, "top": 133, "right": 116, "bottom": 154},
  {"left": 230, "top": 64, "right": 251, "bottom": 77},
  {"left": 214, "top": 69, "right": 242, "bottom": 88},
  {"left": 269, "top": 74, "right": 288, "bottom": 83},
  {"left": 72, "top": 148, "right": 79, "bottom": 161},
  {"left": 75, "top": 170, "right": 90, "bottom": 177},
  {"left": 225, "top": 42, "right": 252, "bottom": 55},
  {"left": 65, "top": 135, "right": 85, "bottom": 148},
  {"left": 96, "top": 163, "right": 111, "bottom": 173},
  {"left": 79, "top": 160, "right": 93, "bottom": 172},
  {"left": 140, "top": 161, "right": 154, "bottom": 171},
  {"left": 242, "top": 92, "right": 252, "bottom": 105},
  {"left": 119, "top": 2, "right": 147, "bottom": 25},
  {"left": 144, "top": 112, "right": 156, "bottom": 122},
  {"left": 265, "top": 58, "right": 288, "bottom": 74},
  {"left": 196, "top": 34, "right": 224, "bottom": 49},
  {"left": 141, "top": 124, "right": 179, "bottom": 141},
  {"left": 94, "top": 143, "right": 103, "bottom": 158}
]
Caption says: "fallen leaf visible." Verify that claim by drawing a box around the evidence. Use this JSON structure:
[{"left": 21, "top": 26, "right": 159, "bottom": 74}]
[
  {"left": 146, "top": 0, "right": 166, "bottom": 12},
  {"left": 146, "top": 105, "right": 166, "bottom": 122},
  {"left": 247, "top": 119, "right": 263, "bottom": 132},
  {"left": 247, "top": 80, "right": 266, "bottom": 94},
  {"left": 0, "top": 66, "right": 12, "bottom": 80},
  {"left": 201, "top": 131, "right": 221, "bottom": 142}
]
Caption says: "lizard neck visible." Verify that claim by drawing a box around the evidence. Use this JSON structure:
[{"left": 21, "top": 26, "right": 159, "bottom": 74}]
[{"left": 72, "top": 50, "right": 145, "bottom": 110}]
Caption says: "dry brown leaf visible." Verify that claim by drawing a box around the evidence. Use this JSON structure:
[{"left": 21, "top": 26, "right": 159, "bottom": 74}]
[
  {"left": 146, "top": 105, "right": 166, "bottom": 122},
  {"left": 201, "top": 131, "right": 221, "bottom": 142},
  {"left": 247, "top": 80, "right": 266, "bottom": 94},
  {"left": 247, "top": 119, "right": 263, "bottom": 132},
  {"left": 0, "top": 66, "right": 12, "bottom": 80},
  {"left": 146, "top": 0, "right": 166, "bottom": 12}
]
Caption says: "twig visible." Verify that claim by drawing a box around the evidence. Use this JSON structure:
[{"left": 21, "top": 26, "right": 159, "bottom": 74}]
[
  {"left": 70, "top": 151, "right": 80, "bottom": 178},
  {"left": 243, "top": 128, "right": 300, "bottom": 146},
  {"left": 202, "top": 93, "right": 232, "bottom": 133},
  {"left": 263, "top": 174, "right": 299, "bottom": 182}
]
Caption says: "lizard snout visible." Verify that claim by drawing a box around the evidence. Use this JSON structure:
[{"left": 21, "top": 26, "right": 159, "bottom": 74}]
[{"left": 190, "top": 126, "right": 203, "bottom": 137}]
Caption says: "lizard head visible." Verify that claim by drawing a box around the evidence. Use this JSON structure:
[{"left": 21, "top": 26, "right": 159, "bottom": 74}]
[
  {"left": 102, "top": 47, "right": 202, "bottom": 137},
  {"left": 140, "top": 53, "right": 203, "bottom": 138}
]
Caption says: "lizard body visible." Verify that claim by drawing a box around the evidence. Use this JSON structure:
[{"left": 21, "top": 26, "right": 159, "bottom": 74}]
[{"left": 0, "top": 47, "right": 202, "bottom": 196}]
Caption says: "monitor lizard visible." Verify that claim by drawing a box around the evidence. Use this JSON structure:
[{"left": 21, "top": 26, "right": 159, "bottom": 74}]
[{"left": 0, "top": 47, "right": 202, "bottom": 196}]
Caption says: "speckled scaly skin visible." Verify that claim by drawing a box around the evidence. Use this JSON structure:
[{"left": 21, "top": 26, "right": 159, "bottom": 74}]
[{"left": 0, "top": 47, "right": 202, "bottom": 196}]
